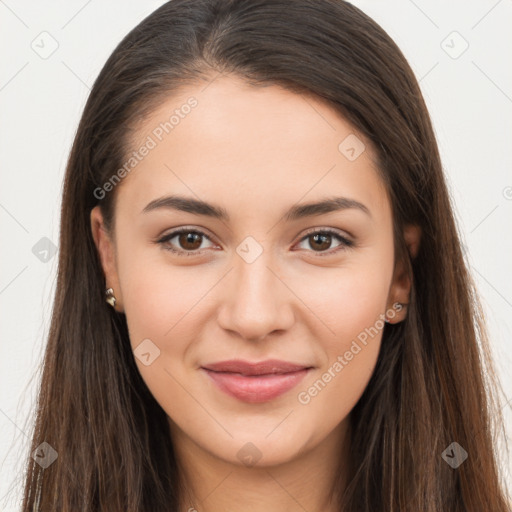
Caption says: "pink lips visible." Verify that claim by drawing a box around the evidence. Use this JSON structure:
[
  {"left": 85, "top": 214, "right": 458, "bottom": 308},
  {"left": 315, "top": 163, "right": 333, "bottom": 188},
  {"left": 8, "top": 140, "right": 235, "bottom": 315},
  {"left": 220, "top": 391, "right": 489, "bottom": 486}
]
[{"left": 201, "top": 359, "right": 312, "bottom": 403}]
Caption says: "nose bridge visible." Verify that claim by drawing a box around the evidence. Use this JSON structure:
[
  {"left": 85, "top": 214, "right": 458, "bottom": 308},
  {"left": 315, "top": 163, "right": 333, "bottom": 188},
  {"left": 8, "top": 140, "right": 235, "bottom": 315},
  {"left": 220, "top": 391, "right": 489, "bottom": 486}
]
[{"left": 217, "top": 244, "right": 294, "bottom": 340}]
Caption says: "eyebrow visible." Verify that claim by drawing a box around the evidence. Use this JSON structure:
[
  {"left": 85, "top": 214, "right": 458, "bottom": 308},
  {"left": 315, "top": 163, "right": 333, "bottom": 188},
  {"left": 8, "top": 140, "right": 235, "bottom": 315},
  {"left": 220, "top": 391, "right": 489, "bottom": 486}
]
[{"left": 141, "top": 194, "right": 372, "bottom": 221}]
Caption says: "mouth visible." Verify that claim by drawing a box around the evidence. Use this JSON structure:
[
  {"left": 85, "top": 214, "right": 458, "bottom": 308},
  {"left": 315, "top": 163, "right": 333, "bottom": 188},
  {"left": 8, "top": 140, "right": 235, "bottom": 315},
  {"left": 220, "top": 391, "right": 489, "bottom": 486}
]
[{"left": 200, "top": 359, "right": 313, "bottom": 403}]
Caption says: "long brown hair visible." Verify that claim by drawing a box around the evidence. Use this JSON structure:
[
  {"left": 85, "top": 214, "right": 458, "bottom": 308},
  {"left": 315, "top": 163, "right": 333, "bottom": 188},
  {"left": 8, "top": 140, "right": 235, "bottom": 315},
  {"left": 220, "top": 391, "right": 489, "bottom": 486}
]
[{"left": 20, "top": 0, "right": 510, "bottom": 510}]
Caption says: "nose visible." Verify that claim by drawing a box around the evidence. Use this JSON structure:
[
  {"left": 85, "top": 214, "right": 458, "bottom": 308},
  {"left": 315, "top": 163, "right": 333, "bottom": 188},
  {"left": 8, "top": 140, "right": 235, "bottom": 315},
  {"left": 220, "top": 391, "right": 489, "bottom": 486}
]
[{"left": 216, "top": 253, "right": 295, "bottom": 342}]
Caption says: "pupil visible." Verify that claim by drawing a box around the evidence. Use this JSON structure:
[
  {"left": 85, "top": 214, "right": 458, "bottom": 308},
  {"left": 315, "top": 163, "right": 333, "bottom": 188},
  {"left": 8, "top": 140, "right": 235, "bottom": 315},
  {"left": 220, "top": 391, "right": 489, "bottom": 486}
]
[
  {"left": 312, "top": 233, "right": 330, "bottom": 251},
  {"left": 181, "top": 232, "right": 201, "bottom": 249}
]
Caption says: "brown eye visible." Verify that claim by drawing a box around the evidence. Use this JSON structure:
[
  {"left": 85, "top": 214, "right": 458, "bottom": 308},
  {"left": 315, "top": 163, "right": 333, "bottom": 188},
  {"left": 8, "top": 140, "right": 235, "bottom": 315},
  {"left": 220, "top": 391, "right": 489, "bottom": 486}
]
[
  {"left": 156, "top": 227, "right": 353, "bottom": 258},
  {"left": 157, "top": 228, "right": 214, "bottom": 256},
  {"left": 296, "top": 229, "right": 353, "bottom": 256},
  {"left": 177, "top": 232, "right": 203, "bottom": 251},
  {"left": 308, "top": 233, "right": 333, "bottom": 251}
]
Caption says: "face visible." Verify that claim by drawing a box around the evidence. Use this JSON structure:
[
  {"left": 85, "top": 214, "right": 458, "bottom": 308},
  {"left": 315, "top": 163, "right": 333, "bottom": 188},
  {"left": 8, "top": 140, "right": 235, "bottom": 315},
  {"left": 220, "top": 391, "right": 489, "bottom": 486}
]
[{"left": 91, "top": 74, "right": 417, "bottom": 469}]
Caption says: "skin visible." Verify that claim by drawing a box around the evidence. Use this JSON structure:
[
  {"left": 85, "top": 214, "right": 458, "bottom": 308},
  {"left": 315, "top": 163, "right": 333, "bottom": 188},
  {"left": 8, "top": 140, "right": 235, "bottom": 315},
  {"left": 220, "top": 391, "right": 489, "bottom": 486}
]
[{"left": 91, "top": 74, "right": 420, "bottom": 512}]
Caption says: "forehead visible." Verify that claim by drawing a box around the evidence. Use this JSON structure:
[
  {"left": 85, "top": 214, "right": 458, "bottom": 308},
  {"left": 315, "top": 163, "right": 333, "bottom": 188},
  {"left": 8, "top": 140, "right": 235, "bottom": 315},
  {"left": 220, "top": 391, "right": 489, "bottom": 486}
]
[{"left": 115, "top": 74, "right": 390, "bottom": 223}]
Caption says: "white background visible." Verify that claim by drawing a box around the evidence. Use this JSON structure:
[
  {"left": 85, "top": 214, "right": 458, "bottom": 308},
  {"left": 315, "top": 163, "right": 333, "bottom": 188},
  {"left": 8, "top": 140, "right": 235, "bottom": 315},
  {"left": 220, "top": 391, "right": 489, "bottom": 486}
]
[{"left": 1, "top": 0, "right": 511, "bottom": 509}]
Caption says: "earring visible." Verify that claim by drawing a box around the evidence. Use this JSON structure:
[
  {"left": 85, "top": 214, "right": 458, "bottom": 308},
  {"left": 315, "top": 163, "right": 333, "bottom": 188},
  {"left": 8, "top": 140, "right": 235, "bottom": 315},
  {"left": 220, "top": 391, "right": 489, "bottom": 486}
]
[
  {"left": 384, "top": 302, "right": 408, "bottom": 323},
  {"left": 105, "top": 287, "right": 117, "bottom": 308}
]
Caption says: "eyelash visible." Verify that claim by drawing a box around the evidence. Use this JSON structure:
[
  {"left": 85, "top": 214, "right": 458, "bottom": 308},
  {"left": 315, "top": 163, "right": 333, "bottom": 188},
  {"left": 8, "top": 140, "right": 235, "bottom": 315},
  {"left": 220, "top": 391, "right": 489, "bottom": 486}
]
[{"left": 155, "top": 226, "right": 354, "bottom": 258}]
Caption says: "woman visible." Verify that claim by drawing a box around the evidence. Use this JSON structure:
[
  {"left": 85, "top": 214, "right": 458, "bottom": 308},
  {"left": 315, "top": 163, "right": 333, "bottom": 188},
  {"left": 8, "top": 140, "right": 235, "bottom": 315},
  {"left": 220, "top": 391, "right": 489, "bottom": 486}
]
[{"left": 21, "top": 0, "right": 510, "bottom": 510}]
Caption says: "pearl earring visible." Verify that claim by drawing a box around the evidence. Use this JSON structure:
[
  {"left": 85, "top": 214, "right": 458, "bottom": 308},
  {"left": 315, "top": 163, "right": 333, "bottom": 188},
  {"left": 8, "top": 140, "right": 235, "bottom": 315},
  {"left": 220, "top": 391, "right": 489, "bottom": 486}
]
[{"left": 105, "top": 287, "right": 117, "bottom": 308}]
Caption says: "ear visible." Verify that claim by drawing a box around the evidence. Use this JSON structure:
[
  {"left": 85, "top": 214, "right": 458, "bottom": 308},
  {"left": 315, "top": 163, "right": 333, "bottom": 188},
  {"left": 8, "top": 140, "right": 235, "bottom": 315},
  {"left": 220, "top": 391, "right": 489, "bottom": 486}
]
[
  {"left": 90, "top": 206, "right": 123, "bottom": 312},
  {"left": 385, "top": 224, "right": 421, "bottom": 324}
]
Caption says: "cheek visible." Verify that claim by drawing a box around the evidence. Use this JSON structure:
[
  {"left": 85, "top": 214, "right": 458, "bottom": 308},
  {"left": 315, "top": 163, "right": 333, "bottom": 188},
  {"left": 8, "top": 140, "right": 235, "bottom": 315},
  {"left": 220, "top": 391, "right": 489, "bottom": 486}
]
[
  {"left": 116, "top": 246, "right": 221, "bottom": 415},
  {"left": 116, "top": 251, "right": 204, "bottom": 417},
  {"left": 117, "top": 242, "right": 206, "bottom": 348},
  {"left": 295, "top": 258, "right": 392, "bottom": 349},
  {"left": 295, "top": 276, "right": 388, "bottom": 429},
  {"left": 296, "top": 336, "right": 380, "bottom": 441},
  {"left": 293, "top": 257, "right": 391, "bottom": 411}
]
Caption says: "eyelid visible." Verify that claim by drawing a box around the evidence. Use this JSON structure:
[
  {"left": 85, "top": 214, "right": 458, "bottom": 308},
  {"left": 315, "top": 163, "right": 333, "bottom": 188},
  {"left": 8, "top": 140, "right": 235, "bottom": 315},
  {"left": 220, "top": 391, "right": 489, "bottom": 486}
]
[
  {"left": 155, "top": 226, "right": 219, "bottom": 255},
  {"left": 293, "top": 227, "right": 354, "bottom": 257},
  {"left": 155, "top": 225, "right": 354, "bottom": 256},
  {"left": 299, "top": 226, "right": 353, "bottom": 244}
]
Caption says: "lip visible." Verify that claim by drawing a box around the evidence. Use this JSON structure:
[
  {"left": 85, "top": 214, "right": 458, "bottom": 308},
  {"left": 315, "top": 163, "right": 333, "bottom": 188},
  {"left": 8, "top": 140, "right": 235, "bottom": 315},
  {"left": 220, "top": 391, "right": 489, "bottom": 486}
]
[{"left": 201, "top": 359, "right": 313, "bottom": 403}]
